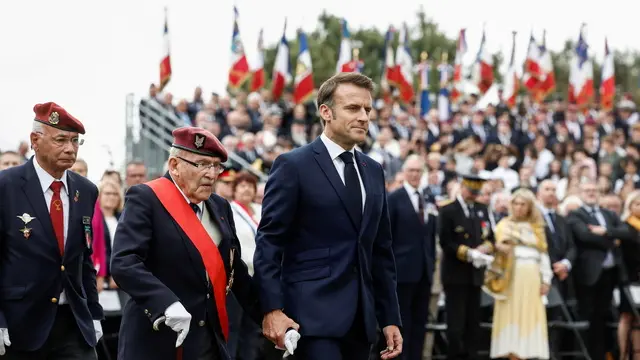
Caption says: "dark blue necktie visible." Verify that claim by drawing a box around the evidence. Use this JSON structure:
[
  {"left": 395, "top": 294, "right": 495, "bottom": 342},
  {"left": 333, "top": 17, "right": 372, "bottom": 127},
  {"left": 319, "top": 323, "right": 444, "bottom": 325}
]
[
  {"left": 338, "top": 152, "right": 362, "bottom": 227},
  {"left": 190, "top": 203, "right": 200, "bottom": 217}
]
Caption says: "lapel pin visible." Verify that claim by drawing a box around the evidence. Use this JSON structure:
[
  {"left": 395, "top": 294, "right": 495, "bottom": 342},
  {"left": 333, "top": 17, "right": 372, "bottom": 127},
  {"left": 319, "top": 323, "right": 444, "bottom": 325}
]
[
  {"left": 74, "top": 190, "right": 80, "bottom": 202},
  {"left": 220, "top": 216, "right": 224, "bottom": 221},
  {"left": 20, "top": 227, "right": 32, "bottom": 239},
  {"left": 17, "top": 213, "right": 35, "bottom": 224}
]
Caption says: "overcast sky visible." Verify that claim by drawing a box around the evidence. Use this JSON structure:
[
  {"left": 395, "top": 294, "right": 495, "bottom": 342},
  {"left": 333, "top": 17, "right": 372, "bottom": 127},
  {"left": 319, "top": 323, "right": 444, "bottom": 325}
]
[{"left": 0, "top": 0, "right": 636, "bottom": 182}]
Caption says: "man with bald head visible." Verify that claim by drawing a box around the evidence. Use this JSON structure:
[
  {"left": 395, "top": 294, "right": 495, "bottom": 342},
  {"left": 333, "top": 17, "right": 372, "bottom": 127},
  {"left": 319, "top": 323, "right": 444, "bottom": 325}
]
[
  {"left": 387, "top": 155, "right": 436, "bottom": 360},
  {"left": 537, "top": 179, "right": 575, "bottom": 357}
]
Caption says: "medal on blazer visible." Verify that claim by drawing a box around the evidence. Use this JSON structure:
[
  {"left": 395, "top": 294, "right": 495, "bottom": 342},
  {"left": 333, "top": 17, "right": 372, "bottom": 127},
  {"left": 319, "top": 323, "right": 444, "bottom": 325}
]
[
  {"left": 74, "top": 190, "right": 80, "bottom": 202},
  {"left": 17, "top": 214, "right": 35, "bottom": 240},
  {"left": 83, "top": 216, "right": 92, "bottom": 249},
  {"left": 226, "top": 248, "right": 235, "bottom": 295},
  {"left": 20, "top": 227, "right": 32, "bottom": 239},
  {"left": 481, "top": 220, "right": 489, "bottom": 239}
]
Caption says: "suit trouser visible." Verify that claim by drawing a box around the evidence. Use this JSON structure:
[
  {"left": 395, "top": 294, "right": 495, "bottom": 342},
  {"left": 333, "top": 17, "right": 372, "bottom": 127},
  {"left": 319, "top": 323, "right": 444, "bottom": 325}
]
[
  {"left": 397, "top": 276, "right": 431, "bottom": 360},
  {"left": 5, "top": 305, "right": 97, "bottom": 360},
  {"left": 295, "top": 303, "right": 371, "bottom": 360},
  {"left": 442, "top": 284, "right": 481, "bottom": 360},
  {"left": 575, "top": 268, "right": 616, "bottom": 360}
]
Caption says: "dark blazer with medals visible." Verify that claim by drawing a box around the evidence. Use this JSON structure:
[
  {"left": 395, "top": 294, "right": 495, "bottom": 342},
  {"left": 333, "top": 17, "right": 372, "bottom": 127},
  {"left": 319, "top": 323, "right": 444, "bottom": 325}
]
[
  {"left": 111, "top": 173, "right": 259, "bottom": 360},
  {"left": 0, "top": 158, "right": 103, "bottom": 351},
  {"left": 439, "top": 198, "right": 493, "bottom": 286}
]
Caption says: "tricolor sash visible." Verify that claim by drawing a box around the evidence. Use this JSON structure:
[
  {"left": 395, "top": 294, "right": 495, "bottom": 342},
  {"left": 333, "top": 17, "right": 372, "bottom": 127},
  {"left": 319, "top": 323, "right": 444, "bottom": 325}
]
[{"left": 147, "top": 177, "right": 229, "bottom": 340}]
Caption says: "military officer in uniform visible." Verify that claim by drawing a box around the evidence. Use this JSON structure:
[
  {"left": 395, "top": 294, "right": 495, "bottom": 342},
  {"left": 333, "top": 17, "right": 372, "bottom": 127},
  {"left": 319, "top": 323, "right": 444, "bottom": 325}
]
[
  {"left": 111, "top": 127, "right": 275, "bottom": 360},
  {"left": 0, "top": 102, "right": 104, "bottom": 359},
  {"left": 438, "top": 174, "right": 493, "bottom": 360}
]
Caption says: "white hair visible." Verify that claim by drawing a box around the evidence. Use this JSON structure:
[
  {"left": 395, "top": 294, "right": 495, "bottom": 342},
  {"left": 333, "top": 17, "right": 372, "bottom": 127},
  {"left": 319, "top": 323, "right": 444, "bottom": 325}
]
[
  {"left": 168, "top": 146, "right": 183, "bottom": 158},
  {"left": 402, "top": 154, "right": 425, "bottom": 171},
  {"left": 247, "top": 92, "right": 262, "bottom": 103},
  {"left": 32, "top": 121, "right": 44, "bottom": 133}
]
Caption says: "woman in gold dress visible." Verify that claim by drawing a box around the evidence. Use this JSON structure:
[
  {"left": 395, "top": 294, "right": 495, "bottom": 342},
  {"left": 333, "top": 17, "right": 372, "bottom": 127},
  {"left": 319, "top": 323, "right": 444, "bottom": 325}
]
[{"left": 485, "top": 188, "right": 553, "bottom": 360}]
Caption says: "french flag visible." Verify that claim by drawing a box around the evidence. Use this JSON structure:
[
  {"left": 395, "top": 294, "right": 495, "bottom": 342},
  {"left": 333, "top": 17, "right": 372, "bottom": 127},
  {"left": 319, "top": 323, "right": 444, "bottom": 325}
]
[
  {"left": 437, "top": 53, "right": 451, "bottom": 121},
  {"left": 336, "top": 19, "right": 353, "bottom": 73},
  {"left": 473, "top": 29, "right": 494, "bottom": 94},
  {"left": 293, "top": 30, "right": 314, "bottom": 104},
  {"left": 271, "top": 21, "right": 289, "bottom": 101},
  {"left": 535, "top": 30, "right": 556, "bottom": 102},
  {"left": 418, "top": 52, "right": 431, "bottom": 118},
  {"left": 159, "top": 8, "right": 172, "bottom": 92},
  {"left": 394, "top": 23, "right": 415, "bottom": 104},
  {"left": 502, "top": 31, "right": 519, "bottom": 108},
  {"left": 380, "top": 26, "right": 397, "bottom": 95},
  {"left": 568, "top": 24, "right": 594, "bottom": 106},
  {"left": 451, "top": 29, "right": 467, "bottom": 105},
  {"left": 522, "top": 33, "right": 541, "bottom": 93},
  {"left": 250, "top": 29, "right": 265, "bottom": 92},
  {"left": 228, "top": 7, "right": 250, "bottom": 90},
  {"left": 600, "top": 38, "right": 615, "bottom": 110}
]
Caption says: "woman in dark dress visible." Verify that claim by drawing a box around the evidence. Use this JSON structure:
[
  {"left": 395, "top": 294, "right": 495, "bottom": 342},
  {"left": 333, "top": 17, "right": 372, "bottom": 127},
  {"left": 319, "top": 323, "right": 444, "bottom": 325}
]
[{"left": 599, "top": 190, "right": 640, "bottom": 360}]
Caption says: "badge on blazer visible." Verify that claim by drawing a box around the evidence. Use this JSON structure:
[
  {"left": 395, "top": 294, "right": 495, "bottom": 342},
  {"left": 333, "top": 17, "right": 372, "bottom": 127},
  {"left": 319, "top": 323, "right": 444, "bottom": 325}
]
[
  {"left": 20, "top": 227, "right": 31, "bottom": 239},
  {"left": 83, "top": 224, "right": 92, "bottom": 249},
  {"left": 477, "top": 210, "right": 484, "bottom": 218},
  {"left": 74, "top": 190, "right": 80, "bottom": 202},
  {"left": 455, "top": 226, "right": 464, "bottom": 233},
  {"left": 82, "top": 216, "right": 91, "bottom": 225},
  {"left": 17, "top": 213, "right": 35, "bottom": 225},
  {"left": 481, "top": 221, "right": 490, "bottom": 239}
]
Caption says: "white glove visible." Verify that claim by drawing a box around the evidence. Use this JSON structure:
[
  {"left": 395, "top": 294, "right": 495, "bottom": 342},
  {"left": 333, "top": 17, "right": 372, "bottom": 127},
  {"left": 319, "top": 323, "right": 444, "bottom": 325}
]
[
  {"left": 275, "top": 329, "right": 301, "bottom": 358},
  {"left": 93, "top": 320, "right": 103, "bottom": 342},
  {"left": 0, "top": 328, "right": 10, "bottom": 355},
  {"left": 468, "top": 249, "right": 493, "bottom": 268},
  {"left": 164, "top": 302, "right": 192, "bottom": 347}
]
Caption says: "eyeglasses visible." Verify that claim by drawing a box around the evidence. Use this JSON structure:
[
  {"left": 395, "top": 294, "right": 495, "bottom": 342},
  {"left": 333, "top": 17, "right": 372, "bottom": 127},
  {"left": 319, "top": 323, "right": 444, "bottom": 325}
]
[
  {"left": 36, "top": 132, "right": 84, "bottom": 147},
  {"left": 177, "top": 156, "right": 224, "bottom": 174}
]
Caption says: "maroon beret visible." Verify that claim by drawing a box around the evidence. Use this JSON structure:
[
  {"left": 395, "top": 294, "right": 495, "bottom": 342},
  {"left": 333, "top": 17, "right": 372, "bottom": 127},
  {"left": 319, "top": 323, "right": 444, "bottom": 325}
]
[
  {"left": 172, "top": 127, "right": 227, "bottom": 162},
  {"left": 33, "top": 102, "right": 85, "bottom": 134}
]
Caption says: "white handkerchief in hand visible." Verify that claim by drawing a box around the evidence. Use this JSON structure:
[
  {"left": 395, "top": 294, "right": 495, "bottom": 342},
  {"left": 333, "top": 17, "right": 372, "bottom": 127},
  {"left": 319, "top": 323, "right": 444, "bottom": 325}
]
[
  {"left": 542, "top": 295, "right": 548, "bottom": 306},
  {"left": 275, "top": 329, "right": 301, "bottom": 358},
  {"left": 93, "top": 320, "right": 103, "bottom": 342}
]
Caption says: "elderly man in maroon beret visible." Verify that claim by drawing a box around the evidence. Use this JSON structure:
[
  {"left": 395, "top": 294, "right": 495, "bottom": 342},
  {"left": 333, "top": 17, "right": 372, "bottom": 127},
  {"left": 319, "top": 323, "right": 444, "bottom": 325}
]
[
  {"left": 111, "top": 127, "right": 292, "bottom": 360},
  {"left": 0, "top": 102, "right": 104, "bottom": 359}
]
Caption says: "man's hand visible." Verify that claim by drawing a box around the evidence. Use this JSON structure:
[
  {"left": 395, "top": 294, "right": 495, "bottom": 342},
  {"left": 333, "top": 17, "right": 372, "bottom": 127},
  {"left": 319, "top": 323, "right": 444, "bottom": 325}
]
[
  {"left": 163, "top": 302, "right": 192, "bottom": 347},
  {"left": 588, "top": 225, "right": 606, "bottom": 236},
  {"left": 552, "top": 262, "right": 568, "bottom": 281},
  {"left": 0, "top": 328, "right": 10, "bottom": 355},
  {"left": 108, "top": 278, "right": 118, "bottom": 289},
  {"left": 380, "top": 325, "right": 402, "bottom": 359},
  {"left": 476, "top": 243, "right": 492, "bottom": 254},
  {"left": 93, "top": 320, "right": 103, "bottom": 342},
  {"left": 540, "top": 283, "right": 550, "bottom": 296},
  {"left": 262, "top": 310, "right": 300, "bottom": 349}
]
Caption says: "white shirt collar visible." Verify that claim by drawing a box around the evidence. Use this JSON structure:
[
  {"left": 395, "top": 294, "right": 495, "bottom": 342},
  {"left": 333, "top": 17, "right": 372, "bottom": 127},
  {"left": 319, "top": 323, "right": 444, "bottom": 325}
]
[
  {"left": 320, "top": 132, "right": 354, "bottom": 161},
  {"left": 403, "top": 181, "right": 423, "bottom": 195},
  {"left": 169, "top": 174, "right": 204, "bottom": 212},
  {"left": 33, "top": 157, "right": 68, "bottom": 195}
]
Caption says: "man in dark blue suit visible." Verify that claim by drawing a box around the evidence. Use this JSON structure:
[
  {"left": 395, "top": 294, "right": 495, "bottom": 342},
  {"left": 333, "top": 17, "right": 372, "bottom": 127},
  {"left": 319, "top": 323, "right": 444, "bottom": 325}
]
[
  {"left": 254, "top": 72, "right": 403, "bottom": 360},
  {"left": 0, "top": 102, "right": 104, "bottom": 359},
  {"left": 111, "top": 127, "right": 269, "bottom": 360},
  {"left": 388, "top": 154, "right": 436, "bottom": 360}
]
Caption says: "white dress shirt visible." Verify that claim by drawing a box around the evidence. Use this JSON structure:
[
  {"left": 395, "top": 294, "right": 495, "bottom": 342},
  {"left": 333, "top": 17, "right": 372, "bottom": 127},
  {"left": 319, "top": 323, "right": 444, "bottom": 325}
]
[
  {"left": 33, "top": 157, "right": 69, "bottom": 304},
  {"left": 403, "top": 182, "right": 428, "bottom": 223},
  {"left": 320, "top": 133, "right": 366, "bottom": 211}
]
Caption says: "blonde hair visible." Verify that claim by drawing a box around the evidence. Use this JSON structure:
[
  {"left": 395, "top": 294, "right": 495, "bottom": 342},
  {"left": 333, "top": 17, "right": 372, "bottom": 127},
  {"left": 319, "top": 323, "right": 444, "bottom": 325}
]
[
  {"left": 99, "top": 179, "right": 124, "bottom": 212},
  {"left": 621, "top": 190, "right": 640, "bottom": 221},
  {"left": 508, "top": 188, "right": 544, "bottom": 226}
]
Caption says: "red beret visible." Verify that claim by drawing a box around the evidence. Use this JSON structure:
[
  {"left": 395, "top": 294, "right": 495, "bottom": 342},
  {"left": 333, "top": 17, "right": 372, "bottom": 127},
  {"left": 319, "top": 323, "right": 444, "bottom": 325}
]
[
  {"left": 33, "top": 102, "right": 85, "bottom": 134},
  {"left": 172, "top": 127, "right": 227, "bottom": 162}
]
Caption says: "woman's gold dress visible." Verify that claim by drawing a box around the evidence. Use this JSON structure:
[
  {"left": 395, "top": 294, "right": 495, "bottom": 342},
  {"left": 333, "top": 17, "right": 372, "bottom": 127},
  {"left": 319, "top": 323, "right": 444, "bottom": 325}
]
[{"left": 489, "top": 219, "right": 553, "bottom": 359}]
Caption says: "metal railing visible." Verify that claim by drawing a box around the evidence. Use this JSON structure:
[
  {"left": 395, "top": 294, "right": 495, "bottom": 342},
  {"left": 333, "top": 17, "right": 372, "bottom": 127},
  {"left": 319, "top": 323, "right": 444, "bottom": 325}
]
[{"left": 124, "top": 94, "right": 268, "bottom": 181}]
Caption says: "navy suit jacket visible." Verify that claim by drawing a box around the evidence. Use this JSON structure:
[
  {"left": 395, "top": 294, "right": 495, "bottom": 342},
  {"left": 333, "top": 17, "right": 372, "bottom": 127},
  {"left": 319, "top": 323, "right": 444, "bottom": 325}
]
[
  {"left": 388, "top": 187, "right": 436, "bottom": 284},
  {"left": 253, "top": 137, "right": 401, "bottom": 343},
  {"left": 111, "top": 174, "right": 259, "bottom": 360},
  {"left": 0, "top": 158, "right": 103, "bottom": 351}
]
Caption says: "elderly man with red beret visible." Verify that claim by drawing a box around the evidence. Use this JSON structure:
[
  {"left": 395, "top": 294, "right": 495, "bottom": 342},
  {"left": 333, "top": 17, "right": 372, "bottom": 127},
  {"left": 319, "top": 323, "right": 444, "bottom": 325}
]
[
  {"left": 111, "top": 127, "right": 290, "bottom": 360},
  {"left": 0, "top": 102, "right": 104, "bottom": 359}
]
